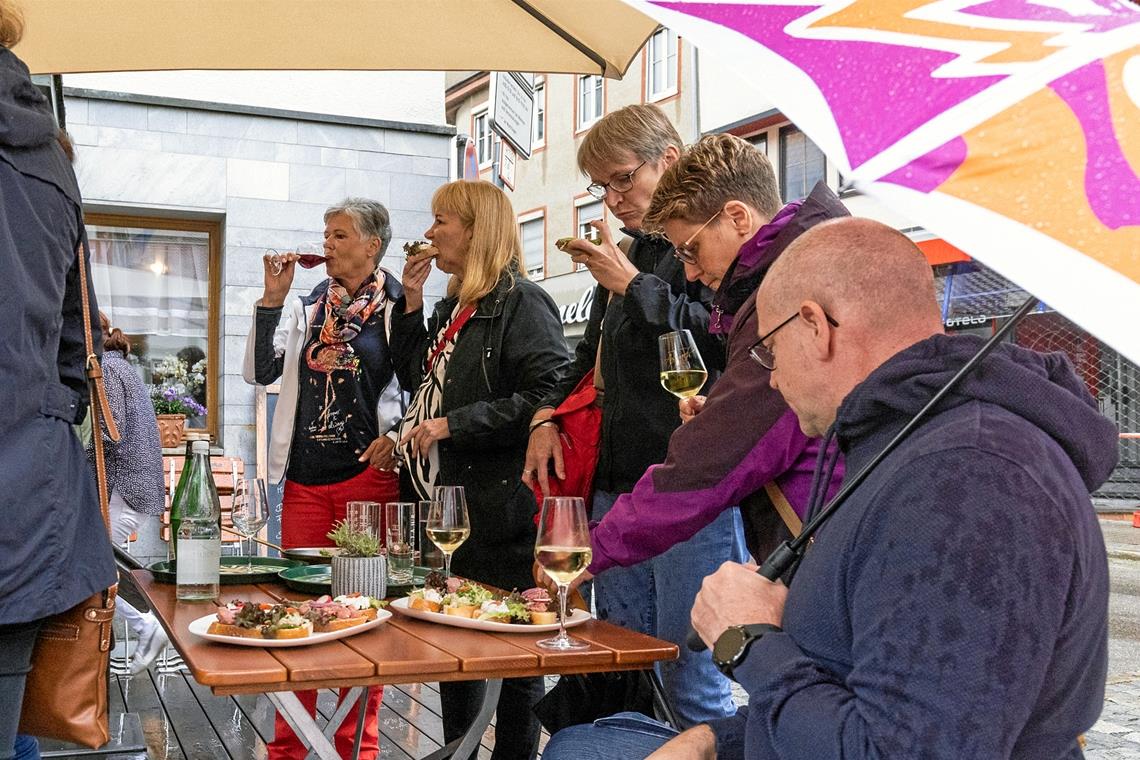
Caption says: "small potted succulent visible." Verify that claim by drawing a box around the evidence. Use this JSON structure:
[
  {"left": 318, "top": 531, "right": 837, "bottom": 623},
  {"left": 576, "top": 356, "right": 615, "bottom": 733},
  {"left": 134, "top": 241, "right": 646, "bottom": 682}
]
[{"left": 326, "top": 521, "right": 387, "bottom": 600}]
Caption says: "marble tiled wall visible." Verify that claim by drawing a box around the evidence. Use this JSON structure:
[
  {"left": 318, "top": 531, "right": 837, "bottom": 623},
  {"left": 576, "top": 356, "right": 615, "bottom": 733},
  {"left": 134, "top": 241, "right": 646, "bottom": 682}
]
[{"left": 67, "top": 94, "right": 453, "bottom": 472}]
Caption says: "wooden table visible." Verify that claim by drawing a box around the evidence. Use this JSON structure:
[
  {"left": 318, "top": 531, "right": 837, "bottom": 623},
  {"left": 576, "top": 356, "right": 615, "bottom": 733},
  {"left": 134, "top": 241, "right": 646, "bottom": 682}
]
[{"left": 131, "top": 570, "right": 677, "bottom": 760}]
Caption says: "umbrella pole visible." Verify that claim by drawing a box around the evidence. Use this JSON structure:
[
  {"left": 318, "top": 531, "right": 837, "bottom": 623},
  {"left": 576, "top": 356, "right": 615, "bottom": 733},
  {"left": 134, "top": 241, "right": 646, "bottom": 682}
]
[{"left": 688, "top": 295, "right": 1041, "bottom": 652}]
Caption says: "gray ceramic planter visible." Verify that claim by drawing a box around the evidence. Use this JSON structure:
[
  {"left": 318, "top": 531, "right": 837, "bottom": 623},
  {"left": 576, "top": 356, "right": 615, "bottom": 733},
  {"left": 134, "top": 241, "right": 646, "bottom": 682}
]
[{"left": 330, "top": 555, "right": 387, "bottom": 599}]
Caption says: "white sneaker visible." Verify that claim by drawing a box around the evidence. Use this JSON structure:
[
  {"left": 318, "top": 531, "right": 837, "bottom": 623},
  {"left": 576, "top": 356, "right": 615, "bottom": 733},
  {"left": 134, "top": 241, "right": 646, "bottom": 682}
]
[{"left": 130, "top": 618, "right": 171, "bottom": 675}]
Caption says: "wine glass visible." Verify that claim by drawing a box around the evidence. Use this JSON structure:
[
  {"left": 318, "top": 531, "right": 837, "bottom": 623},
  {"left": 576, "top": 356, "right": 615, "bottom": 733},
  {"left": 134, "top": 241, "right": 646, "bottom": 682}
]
[
  {"left": 266, "top": 242, "right": 326, "bottom": 276},
  {"left": 534, "top": 496, "right": 592, "bottom": 651},
  {"left": 427, "top": 486, "right": 470, "bottom": 579},
  {"left": 230, "top": 478, "right": 269, "bottom": 571},
  {"left": 658, "top": 329, "right": 708, "bottom": 399}
]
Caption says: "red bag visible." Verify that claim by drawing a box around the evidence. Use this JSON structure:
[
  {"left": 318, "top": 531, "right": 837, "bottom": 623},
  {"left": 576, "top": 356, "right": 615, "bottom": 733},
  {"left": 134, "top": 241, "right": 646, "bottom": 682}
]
[{"left": 530, "top": 370, "right": 602, "bottom": 514}]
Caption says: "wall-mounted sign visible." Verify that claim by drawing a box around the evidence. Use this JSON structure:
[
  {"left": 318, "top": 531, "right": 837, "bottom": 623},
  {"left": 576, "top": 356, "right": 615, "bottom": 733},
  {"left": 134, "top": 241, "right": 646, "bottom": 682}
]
[
  {"left": 490, "top": 71, "right": 533, "bottom": 159},
  {"left": 559, "top": 287, "right": 594, "bottom": 326},
  {"left": 498, "top": 142, "right": 516, "bottom": 190}
]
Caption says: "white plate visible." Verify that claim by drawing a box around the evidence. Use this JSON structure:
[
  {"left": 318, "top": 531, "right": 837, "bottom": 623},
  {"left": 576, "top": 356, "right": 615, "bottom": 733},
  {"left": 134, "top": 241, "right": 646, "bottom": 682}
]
[
  {"left": 390, "top": 596, "right": 591, "bottom": 632},
  {"left": 187, "top": 609, "right": 390, "bottom": 647}
]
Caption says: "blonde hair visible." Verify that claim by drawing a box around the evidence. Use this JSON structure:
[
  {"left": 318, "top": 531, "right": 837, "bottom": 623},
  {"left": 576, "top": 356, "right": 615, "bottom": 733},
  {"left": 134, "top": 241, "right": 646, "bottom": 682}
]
[
  {"left": 645, "top": 133, "right": 781, "bottom": 232},
  {"left": 577, "top": 103, "right": 682, "bottom": 177},
  {"left": 432, "top": 180, "right": 525, "bottom": 306},
  {"left": 0, "top": 0, "right": 24, "bottom": 47}
]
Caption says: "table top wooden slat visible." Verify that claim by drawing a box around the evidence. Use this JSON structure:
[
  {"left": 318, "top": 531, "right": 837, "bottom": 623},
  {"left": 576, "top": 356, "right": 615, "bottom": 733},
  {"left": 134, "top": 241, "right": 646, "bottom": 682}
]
[
  {"left": 385, "top": 615, "right": 537, "bottom": 673},
  {"left": 134, "top": 573, "right": 288, "bottom": 687},
  {"left": 131, "top": 571, "right": 678, "bottom": 695}
]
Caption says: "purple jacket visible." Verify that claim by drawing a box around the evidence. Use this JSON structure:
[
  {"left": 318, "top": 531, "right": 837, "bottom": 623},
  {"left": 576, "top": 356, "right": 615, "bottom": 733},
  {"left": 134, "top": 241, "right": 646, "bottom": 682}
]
[{"left": 590, "top": 184, "right": 849, "bottom": 573}]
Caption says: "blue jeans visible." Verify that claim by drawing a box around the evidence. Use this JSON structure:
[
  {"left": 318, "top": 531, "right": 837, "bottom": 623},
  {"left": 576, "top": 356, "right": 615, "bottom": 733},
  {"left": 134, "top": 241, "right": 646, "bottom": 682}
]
[
  {"left": 11, "top": 737, "right": 37, "bottom": 760},
  {"left": 591, "top": 490, "right": 746, "bottom": 727},
  {"left": 542, "top": 712, "right": 677, "bottom": 760}
]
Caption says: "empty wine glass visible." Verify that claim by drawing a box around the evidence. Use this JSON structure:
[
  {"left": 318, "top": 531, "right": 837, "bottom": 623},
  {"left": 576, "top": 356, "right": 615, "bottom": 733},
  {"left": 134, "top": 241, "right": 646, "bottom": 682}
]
[
  {"left": 535, "top": 496, "right": 592, "bottom": 650},
  {"left": 230, "top": 478, "right": 269, "bottom": 571},
  {"left": 428, "top": 486, "right": 470, "bottom": 579},
  {"left": 658, "top": 329, "right": 708, "bottom": 399}
]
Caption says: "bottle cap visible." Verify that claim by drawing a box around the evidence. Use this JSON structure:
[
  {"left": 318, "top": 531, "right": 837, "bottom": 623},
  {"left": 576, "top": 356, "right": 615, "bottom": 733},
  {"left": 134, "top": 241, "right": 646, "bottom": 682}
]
[{"left": 191, "top": 440, "right": 210, "bottom": 454}]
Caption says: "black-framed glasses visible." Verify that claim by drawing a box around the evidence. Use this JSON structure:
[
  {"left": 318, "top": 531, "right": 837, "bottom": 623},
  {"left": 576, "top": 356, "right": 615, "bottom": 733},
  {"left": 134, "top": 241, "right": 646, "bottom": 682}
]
[
  {"left": 586, "top": 161, "right": 647, "bottom": 199},
  {"left": 673, "top": 209, "right": 722, "bottom": 265},
  {"left": 749, "top": 310, "right": 840, "bottom": 370}
]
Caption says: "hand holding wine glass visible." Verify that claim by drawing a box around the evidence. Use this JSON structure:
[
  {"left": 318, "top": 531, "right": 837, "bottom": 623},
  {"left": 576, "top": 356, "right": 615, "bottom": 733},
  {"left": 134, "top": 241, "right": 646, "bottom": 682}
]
[
  {"left": 230, "top": 477, "right": 269, "bottom": 572},
  {"left": 427, "top": 486, "right": 470, "bottom": 579},
  {"left": 534, "top": 496, "right": 592, "bottom": 651},
  {"left": 659, "top": 329, "right": 708, "bottom": 399}
]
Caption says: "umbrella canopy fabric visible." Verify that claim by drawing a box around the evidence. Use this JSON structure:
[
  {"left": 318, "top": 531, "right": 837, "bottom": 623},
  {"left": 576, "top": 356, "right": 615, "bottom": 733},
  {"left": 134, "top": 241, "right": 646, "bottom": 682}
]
[
  {"left": 627, "top": 0, "right": 1140, "bottom": 364},
  {"left": 14, "top": 0, "right": 660, "bottom": 78}
]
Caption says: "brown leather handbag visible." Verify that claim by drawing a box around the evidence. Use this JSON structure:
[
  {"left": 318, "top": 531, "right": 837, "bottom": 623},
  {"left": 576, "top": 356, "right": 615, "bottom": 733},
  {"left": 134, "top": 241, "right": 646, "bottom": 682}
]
[{"left": 19, "top": 242, "right": 121, "bottom": 748}]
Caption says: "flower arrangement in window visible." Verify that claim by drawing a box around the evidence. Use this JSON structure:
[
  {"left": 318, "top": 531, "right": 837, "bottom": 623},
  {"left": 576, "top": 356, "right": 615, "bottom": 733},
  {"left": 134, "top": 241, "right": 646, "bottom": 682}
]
[{"left": 150, "top": 355, "right": 208, "bottom": 418}]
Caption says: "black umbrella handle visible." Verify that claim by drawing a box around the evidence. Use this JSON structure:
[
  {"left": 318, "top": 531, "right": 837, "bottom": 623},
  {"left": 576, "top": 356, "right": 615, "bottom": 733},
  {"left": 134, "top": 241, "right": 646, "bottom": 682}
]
[{"left": 686, "top": 542, "right": 799, "bottom": 652}]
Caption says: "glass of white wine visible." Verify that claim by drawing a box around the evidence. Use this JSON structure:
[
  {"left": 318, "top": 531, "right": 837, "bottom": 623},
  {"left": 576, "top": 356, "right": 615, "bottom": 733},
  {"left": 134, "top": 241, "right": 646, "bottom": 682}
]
[
  {"left": 534, "top": 496, "right": 592, "bottom": 651},
  {"left": 230, "top": 477, "right": 269, "bottom": 572},
  {"left": 427, "top": 486, "right": 470, "bottom": 579},
  {"left": 658, "top": 329, "right": 708, "bottom": 399}
]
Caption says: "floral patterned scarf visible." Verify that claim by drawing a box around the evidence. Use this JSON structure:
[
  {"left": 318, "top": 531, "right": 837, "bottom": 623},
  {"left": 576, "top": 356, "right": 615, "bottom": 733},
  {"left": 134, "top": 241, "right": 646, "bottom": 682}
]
[{"left": 305, "top": 275, "right": 383, "bottom": 374}]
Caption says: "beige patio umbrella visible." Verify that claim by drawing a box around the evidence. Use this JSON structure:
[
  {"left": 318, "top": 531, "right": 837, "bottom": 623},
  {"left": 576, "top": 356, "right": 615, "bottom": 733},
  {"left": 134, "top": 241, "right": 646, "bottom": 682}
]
[{"left": 14, "top": 0, "right": 659, "bottom": 78}]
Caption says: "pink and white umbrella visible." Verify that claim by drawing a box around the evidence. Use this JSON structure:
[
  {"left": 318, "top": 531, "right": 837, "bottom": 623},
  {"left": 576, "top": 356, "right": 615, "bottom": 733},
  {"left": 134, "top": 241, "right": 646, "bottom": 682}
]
[{"left": 626, "top": 0, "right": 1140, "bottom": 362}]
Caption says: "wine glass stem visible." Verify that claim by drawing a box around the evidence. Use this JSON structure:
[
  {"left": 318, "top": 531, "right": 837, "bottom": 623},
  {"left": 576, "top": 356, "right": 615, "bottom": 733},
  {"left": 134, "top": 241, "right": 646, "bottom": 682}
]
[
  {"left": 444, "top": 551, "right": 453, "bottom": 579},
  {"left": 557, "top": 583, "right": 569, "bottom": 641}
]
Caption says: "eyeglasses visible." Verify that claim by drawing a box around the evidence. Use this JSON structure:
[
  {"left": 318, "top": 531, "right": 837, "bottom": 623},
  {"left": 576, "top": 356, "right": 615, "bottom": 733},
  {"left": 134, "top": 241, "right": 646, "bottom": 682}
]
[
  {"left": 672, "top": 209, "right": 722, "bottom": 265},
  {"left": 749, "top": 310, "right": 840, "bottom": 370},
  {"left": 586, "top": 161, "right": 647, "bottom": 200}
]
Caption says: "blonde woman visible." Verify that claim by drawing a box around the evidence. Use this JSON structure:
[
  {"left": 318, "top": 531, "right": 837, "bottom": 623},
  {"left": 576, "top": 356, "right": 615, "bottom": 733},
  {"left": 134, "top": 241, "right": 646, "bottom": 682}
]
[{"left": 393, "top": 180, "right": 569, "bottom": 760}]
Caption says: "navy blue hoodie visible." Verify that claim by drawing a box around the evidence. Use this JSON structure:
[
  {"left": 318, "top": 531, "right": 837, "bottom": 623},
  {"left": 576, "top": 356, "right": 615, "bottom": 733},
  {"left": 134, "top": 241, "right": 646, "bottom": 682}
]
[{"left": 709, "top": 334, "right": 1117, "bottom": 759}]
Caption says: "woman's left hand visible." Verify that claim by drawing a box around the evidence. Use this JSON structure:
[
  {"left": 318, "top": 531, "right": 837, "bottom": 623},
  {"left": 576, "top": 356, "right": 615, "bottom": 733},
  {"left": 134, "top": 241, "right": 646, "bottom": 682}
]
[{"left": 400, "top": 417, "right": 451, "bottom": 459}]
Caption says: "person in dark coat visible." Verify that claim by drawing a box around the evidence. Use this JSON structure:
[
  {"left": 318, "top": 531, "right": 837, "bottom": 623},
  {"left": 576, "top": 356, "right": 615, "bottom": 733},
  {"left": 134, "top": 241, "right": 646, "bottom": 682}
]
[
  {"left": 0, "top": 13, "right": 117, "bottom": 758},
  {"left": 393, "top": 179, "right": 570, "bottom": 760},
  {"left": 522, "top": 103, "right": 746, "bottom": 727},
  {"left": 545, "top": 218, "right": 1117, "bottom": 760}
]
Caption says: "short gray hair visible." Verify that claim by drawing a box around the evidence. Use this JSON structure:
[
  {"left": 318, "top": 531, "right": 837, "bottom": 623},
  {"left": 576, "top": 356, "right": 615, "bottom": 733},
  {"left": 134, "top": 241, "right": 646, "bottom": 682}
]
[{"left": 325, "top": 197, "right": 392, "bottom": 261}]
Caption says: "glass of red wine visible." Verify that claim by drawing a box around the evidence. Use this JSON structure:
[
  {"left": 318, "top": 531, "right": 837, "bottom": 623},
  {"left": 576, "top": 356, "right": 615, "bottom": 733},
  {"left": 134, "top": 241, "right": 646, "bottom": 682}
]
[{"left": 267, "top": 242, "right": 327, "bottom": 276}]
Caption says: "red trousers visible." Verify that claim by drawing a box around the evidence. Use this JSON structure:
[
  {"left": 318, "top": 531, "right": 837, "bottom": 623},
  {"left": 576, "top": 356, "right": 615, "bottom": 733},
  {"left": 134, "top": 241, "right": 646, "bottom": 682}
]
[{"left": 271, "top": 466, "right": 399, "bottom": 760}]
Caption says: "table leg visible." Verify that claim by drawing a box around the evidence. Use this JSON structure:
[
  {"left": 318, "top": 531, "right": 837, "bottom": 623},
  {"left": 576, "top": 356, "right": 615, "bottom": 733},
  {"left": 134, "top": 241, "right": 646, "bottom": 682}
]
[
  {"left": 422, "top": 679, "right": 502, "bottom": 760},
  {"left": 351, "top": 686, "right": 369, "bottom": 760},
  {"left": 266, "top": 690, "right": 342, "bottom": 760}
]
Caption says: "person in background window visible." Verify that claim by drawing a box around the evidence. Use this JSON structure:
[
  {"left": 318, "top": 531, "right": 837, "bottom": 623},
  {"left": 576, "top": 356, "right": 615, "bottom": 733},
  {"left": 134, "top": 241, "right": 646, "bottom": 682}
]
[
  {"left": 87, "top": 312, "right": 169, "bottom": 675},
  {"left": 0, "top": 4, "right": 117, "bottom": 758},
  {"left": 242, "top": 197, "right": 403, "bottom": 760},
  {"left": 522, "top": 103, "right": 746, "bottom": 728},
  {"left": 393, "top": 180, "right": 570, "bottom": 760}
]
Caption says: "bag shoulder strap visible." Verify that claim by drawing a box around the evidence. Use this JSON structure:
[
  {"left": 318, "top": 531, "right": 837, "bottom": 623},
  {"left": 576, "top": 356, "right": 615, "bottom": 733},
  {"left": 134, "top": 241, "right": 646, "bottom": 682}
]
[
  {"left": 77, "top": 241, "right": 117, "bottom": 535},
  {"left": 426, "top": 303, "right": 477, "bottom": 373},
  {"left": 764, "top": 482, "right": 802, "bottom": 537}
]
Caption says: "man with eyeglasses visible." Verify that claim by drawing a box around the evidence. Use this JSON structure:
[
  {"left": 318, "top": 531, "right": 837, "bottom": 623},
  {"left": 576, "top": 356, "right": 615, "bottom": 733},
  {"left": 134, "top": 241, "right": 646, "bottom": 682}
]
[
  {"left": 523, "top": 104, "right": 743, "bottom": 727},
  {"left": 548, "top": 133, "right": 849, "bottom": 608}
]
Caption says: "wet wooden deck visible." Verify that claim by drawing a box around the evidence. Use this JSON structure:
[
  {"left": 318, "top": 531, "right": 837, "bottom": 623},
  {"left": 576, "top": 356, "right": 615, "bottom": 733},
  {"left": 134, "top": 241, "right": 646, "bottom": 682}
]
[{"left": 39, "top": 653, "right": 551, "bottom": 760}]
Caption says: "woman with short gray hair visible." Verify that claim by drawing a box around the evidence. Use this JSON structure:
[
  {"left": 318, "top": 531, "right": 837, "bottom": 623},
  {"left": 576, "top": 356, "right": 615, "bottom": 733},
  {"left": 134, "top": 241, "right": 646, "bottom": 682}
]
[{"left": 242, "top": 197, "right": 403, "bottom": 760}]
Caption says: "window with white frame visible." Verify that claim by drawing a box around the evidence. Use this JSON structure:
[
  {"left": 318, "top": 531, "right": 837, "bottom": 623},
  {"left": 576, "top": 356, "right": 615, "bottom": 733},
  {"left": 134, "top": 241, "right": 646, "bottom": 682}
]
[
  {"left": 779, "top": 125, "right": 826, "bottom": 202},
  {"left": 474, "top": 108, "right": 493, "bottom": 166},
  {"left": 646, "top": 28, "right": 679, "bottom": 101},
  {"left": 532, "top": 79, "right": 546, "bottom": 147},
  {"left": 519, "top": 213, "right": 546, "bottom": 279},
  {"left": 575, "top": 199, "right": 604, "bottom": 271},
  {"left": 577, "top": 75, "right": 603, "bottom": 129}
]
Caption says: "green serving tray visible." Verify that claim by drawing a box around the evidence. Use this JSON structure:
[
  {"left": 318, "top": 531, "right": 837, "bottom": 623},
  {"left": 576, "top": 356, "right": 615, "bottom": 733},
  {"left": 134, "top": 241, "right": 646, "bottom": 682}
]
[
  {"left": 148, "top": 556, "right": 302, "bottom": 585},
  {"left": 278, "top": 564, "right": 432, "bottom": 597}
]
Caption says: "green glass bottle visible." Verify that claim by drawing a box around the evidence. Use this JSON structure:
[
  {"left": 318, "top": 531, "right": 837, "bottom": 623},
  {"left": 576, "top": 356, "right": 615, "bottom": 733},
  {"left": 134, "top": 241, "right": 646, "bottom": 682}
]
[{"left": 174, "top": 439, "right": 221, "bottom": 602}]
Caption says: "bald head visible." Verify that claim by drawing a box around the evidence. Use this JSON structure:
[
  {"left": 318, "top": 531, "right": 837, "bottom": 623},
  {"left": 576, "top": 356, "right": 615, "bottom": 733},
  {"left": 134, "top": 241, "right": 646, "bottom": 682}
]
[
  {"left": 762, "top": 217, "right": 942, "bottom": 349},
  {"left": 755, "top": 218, "right": 944, "bottom": 436}
]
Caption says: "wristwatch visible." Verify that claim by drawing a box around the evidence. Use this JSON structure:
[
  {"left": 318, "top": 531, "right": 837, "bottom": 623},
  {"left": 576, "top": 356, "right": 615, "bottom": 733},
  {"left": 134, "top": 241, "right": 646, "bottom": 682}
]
[{"left": 712, "top": 623, "right": 782, "bottom": 678}]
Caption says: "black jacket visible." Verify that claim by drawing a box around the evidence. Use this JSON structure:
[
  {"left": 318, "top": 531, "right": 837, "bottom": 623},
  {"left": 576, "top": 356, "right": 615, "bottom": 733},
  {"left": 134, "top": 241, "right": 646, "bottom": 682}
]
[
  {"left": 390, "top": 272, "right": 570, "bottom": 591},
  {"left": 0, "top": 47, "right": 116, "bottom": 624},
  {"left": 543, "top": 230, "right": 720, "bottom": 493}
]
